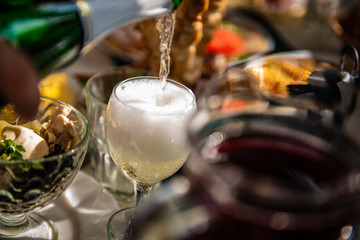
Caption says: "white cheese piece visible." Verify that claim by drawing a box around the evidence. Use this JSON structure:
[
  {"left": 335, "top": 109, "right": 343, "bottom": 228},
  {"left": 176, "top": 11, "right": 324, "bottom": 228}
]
[
  {"left": 21, "top": 120, "right": 43, "bottom": 134},
  {"left": 3, "top": 125, "right": 49, "bottom": 160}
]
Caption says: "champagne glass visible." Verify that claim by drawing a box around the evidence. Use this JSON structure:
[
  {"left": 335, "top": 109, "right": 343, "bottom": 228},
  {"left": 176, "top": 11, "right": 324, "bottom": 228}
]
[{"left": 105, "top": 76, "right": 196, "bottom": 204}]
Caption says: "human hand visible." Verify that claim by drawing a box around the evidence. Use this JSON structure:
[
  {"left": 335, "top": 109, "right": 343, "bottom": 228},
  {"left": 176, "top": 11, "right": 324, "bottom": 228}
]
[{"left": 0, "top": 42, "right": 40, "bottom": 120}]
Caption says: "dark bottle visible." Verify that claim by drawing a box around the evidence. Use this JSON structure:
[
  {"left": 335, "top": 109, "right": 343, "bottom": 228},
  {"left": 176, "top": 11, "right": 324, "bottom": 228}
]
[{"left": 0, "top": 0, "right": 183, "bottom": 76}]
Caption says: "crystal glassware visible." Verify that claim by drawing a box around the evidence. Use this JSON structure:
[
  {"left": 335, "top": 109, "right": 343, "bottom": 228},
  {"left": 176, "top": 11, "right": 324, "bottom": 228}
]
[
  {"left": 107, "top": 207, "right": 135, "bottom": 240},
  {"left": 85, "top": 68, "right": 150, "bottom": 204},
  {"left": 185, "top": 53, "right": 360, "bottom": 239},
  {"left": 0, "top": 96, "right": 89, "bottom": 239},
  {"left": 105, "top": 76, "right": 196, "bottom": 203},
  {"left": 104, "top": 76, "right": 196, "bottom": 238}
]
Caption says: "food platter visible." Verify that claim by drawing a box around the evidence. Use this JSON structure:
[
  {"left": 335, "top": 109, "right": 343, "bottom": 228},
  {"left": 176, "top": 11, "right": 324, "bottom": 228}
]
[
  {"left": 227, "top": 50, "right": 340, "bottom": 111},
  {"left": 99, "top": 8, "right": 277, "bottom": 64}
]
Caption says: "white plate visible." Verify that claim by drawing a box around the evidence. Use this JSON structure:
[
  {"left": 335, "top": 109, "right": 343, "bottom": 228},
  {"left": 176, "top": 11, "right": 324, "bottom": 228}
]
[{"left": 38, "top": 171, "right": 120, "bottom": 240}]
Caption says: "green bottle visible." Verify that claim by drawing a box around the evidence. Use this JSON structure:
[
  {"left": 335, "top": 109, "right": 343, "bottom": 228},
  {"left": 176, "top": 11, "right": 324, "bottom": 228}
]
[{"left": 0, "top": 0, "right": 183, "bottom": 76}]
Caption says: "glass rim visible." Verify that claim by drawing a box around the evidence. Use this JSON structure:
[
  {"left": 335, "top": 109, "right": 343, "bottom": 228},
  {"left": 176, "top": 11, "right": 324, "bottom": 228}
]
[
  {"left": 85, "top": 67, "right": 152, "bottom": 108},
  {"left": 85, "top": 68, "right": 126, "bottom": 108},
  {"left": 112, "top": 76, "right": 196, "bottom": 115},
  {"left": 107, "top": 206, "right": 135, "bottom": 240},
  {"left": 0, "top": 96, "right": 89, "bottom": 164}
]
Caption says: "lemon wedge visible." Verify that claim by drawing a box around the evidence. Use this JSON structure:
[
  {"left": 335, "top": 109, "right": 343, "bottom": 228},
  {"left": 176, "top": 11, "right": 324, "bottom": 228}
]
[{"left": 38, "top": 72, "right": 79, "bottom": 106}]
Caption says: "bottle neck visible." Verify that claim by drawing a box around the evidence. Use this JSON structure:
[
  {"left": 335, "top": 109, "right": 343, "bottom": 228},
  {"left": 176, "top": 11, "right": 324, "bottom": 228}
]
[
  {"left": 172, "top": 0, "right": 182, "bottom": 10},
  {"left": 76, "top": 0, "right": 178, "bottom": 46}
]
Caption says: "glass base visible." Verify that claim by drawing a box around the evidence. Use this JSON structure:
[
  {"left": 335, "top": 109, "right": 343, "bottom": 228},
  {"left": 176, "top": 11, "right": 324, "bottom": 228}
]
[
  {"left": 107, "top": 207, "right": 135, "bottom": 240},
  {"left": 104, "top": 185, "right": 134, "bottom": 205},
  {"left": 0, "top": 212, "right": 58, "bottom": 239}
]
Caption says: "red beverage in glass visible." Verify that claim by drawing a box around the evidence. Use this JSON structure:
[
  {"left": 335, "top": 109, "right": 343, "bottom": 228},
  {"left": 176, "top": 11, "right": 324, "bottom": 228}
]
[
  {"left": 183, "top": 114, "right": 360, "bottom": 240},
  {"left": 125, "top": 115, "right": 360, "bottom": 239}
]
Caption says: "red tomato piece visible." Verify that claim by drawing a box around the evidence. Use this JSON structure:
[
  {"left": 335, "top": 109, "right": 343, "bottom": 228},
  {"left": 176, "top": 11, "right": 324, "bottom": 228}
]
[
  {"left": 206, "top": 28, "right": 244, "bottom": 57},
  {"left": 222, "top": 100, "right": 248, "bottom": 110}
]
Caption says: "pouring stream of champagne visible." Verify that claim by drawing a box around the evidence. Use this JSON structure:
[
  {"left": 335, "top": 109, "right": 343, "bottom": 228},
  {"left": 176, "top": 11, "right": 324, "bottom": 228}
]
[{"left": 158, "top": 13, "right": 176, "bottom": 90}]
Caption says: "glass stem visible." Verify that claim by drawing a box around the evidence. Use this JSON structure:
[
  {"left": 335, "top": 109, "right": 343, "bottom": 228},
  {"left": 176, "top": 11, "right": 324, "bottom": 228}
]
[{"left": 134, "top": 182, "right": 154, "bottom": 206}]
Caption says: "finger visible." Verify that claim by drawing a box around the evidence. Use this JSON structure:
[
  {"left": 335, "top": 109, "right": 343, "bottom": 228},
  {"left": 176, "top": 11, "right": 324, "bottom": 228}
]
[{"left": 0, "top": 43, "right": 40, "bottom": 120}]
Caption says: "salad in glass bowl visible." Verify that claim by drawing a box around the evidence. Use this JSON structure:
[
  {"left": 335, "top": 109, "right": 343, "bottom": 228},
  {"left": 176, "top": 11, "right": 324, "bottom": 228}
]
[{"left": 0, "top": 96, "right": 89, "bottom": 239}]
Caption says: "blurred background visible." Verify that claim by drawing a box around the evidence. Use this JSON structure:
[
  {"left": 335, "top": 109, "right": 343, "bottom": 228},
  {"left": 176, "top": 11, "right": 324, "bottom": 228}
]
[{"left": 36, "top": 0, "right": 360, "bottom": 174}]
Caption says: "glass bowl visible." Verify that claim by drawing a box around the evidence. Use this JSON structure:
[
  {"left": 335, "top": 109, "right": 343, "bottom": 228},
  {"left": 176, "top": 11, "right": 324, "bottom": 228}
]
[{"left": 0, "top": 96, "right": 89, "bottom": 239}]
